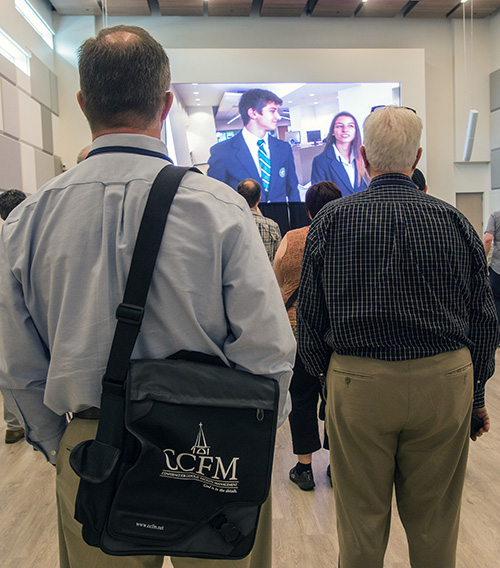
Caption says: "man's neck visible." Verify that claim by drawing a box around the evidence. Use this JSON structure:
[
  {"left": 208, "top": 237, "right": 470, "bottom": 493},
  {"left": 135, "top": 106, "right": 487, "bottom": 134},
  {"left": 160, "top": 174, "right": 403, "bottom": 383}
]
[
  {"left": 245, "top": 123, "right": 268, "bottom": 140},
  {"left": 370, "top": 169, "right": 413, "bottom": 179},
  {"left": 91, "top": 124, "right": 162, "bottom": 141}
]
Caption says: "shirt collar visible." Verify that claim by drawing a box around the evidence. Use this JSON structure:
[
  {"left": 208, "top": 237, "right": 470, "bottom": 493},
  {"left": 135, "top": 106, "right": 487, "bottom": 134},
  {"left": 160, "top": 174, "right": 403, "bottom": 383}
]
[
  {"left": 90, "top": 133, "right": 170, "bottom": 157},
  {"left": 369, "top": 173, "right": 417, "bottom": 190},
  {"left": 242, "top": 127, "right": 269, "bottom": 147},
  {"left": 333, "top": 144, "right": 353, "bottom": 165}
]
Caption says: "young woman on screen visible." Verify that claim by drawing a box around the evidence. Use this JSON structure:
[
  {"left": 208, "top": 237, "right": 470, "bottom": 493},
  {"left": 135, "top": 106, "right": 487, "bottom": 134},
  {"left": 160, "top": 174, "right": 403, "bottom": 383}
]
[{"left": 310, "top": 111, "right": 369, "bottom": 195}]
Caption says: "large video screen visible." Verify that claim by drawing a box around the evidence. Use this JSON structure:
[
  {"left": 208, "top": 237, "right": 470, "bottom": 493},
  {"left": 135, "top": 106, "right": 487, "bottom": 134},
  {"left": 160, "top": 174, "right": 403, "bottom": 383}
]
[{"left": 166, "top": 82, "right": 401, "bottom": 202}]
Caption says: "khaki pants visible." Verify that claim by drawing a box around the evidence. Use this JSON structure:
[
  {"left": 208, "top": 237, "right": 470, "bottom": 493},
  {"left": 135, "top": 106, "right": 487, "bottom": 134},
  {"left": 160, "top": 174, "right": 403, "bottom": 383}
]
[
  {"left": 325, "top": 349, "right": 473, "bottom": 568},
  {"left": 56, "top": 418, "right": 272, "bottom": 568}
]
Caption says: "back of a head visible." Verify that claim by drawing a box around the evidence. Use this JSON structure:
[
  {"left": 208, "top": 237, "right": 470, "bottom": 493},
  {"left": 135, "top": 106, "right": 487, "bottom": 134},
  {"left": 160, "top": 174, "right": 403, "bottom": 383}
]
[
  {"left": 237, "top": 178, "right": 261, "bottom": 208},
  {"left": 77, "top": 145, "right": 91, "bottom": 164},
  {"left": 411, "top": 168, "right": 426, "bottom": 191},
  {"left": 238, "top": 89, "right": 282, "bottom": 126},
  {"left": 305, "top": 181, "right": 342, "bottom": 219},
  {"left": 0, "top": 189, "right": 27, "bottom": 220},
  {"left": 363, "top": 107, "right": 422, "bottom": 173},
  {"left": 78, "top": 25, "right": 170, "bottom": 131}
]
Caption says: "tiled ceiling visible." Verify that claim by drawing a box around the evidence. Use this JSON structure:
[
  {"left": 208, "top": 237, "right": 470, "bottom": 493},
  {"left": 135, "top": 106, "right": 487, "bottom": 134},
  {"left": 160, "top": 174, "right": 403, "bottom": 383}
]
[{"left": 47, "top": 0, "right": 500, "bottom": 19}]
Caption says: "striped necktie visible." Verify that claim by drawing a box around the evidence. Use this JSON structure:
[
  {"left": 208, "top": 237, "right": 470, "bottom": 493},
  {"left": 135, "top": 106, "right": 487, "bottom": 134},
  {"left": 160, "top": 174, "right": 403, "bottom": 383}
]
[{"left": 257, "top": 139, "right": 271, "bottom": 192}]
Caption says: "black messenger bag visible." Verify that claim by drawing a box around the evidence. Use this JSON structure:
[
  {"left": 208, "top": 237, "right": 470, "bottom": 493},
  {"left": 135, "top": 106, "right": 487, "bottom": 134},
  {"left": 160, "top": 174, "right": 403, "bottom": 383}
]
[{"left": 69, "top": 165, "right": 280, "bottom": 559}]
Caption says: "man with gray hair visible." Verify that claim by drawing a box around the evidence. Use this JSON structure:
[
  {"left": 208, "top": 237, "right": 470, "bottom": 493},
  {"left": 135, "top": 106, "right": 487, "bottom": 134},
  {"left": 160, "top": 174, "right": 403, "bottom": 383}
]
[
  {"left": 0, "top": 25, "right": 295, "bottom": 568},
  {"left": 298, "top": 106, "right": 498, "bottom": 567}
]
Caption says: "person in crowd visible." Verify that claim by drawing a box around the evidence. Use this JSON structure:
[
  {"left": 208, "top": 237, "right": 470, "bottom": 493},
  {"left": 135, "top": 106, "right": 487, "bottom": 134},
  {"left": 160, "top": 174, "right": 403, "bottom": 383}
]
[
  {"left": 311, "top": 111, "right": 369, "bottom": 195},
  {"left": 0, "top": 25, "right": 295, "bottom": 568},
  {"left": 76, "top": 145, "right": 91, "bottom": 164},
  {"left": 207, "top": 88, "right": 300, "bottom": 203},
  {"left": 412, "top": 167, "right": 427, "bottom": 192},
  {"left": 237, "top": 178, "right": 282, "bottom": 263},
  {"left": 273, "top": 181, "right": 341, "bottom": 491},
  {"left": 298, "top": 106, "right": 498, "bottom": 568},
  {"left": 0, "top": 189, "right": 28, "bottom": 444},
  {"left": 484, "top": 210, "right": 500, "bottom": 325}
]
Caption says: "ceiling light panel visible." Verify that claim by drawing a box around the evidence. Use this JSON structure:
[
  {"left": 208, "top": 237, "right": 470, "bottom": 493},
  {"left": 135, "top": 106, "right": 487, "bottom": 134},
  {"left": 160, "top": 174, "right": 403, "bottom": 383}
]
[
  {"left": 260, "top": 0, "right": 308, "bottom": 17},
  {"left": 208, "top": 0, "right": 253, "bottom": 16},
  {"left": 158, "top": 0, "right": 204, "bottom": 16},
  {"left": 356, "top": 0, "right": 408, "bottom": 17},
  {"left": 105, "top": 0, "right": 150, "bottom": 16},
  {"left": 49, "top": 0, "right": 101, "bottom": 15},
  {"left": 311, "top": 0, "right": 360, "bottom": 17}
]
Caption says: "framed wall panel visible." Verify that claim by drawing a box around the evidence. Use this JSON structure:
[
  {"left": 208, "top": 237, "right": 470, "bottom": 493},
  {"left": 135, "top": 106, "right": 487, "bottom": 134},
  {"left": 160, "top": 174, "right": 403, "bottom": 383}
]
[
  {"left": 18, "top": 90, "right": 43, "bottom": 149},
  {"left": 20, "top": 143, "right": 37, "bottom": 194},
  {"left": 1, "top": 78, "right": 20, "bottom": 139},
  {"left": 0, "top": 134, "right": 22, "bottom": 189},
  {"left": 492, "top": 148, "right": 500, "bottom": 190},
  {"left": 0, "top": 54, "right": 16, "bottom": 84},
  {"left": 30, "top": 55, "right": 52, "bottom": 109},
  {"left": 41, "top": 106, "right": 54, "bottom": 154},
  {"left": 491, "top": 68, "right": 500, "bottom": 112},
  {"left": 35, "top": 148, "right": 55, "bottom": 188}
]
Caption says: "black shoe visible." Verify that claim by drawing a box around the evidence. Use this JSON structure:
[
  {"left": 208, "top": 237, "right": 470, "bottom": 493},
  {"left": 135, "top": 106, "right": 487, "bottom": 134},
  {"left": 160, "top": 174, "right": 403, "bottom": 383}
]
[
  {"left": 289, "top": 466, "right": 315, "bottom": 491},
  {"left": 327, "top": 464, "right": 332, "bottom": 487},
  {"left": 5, "top": 428, "right": 25, "bottom": 444}
]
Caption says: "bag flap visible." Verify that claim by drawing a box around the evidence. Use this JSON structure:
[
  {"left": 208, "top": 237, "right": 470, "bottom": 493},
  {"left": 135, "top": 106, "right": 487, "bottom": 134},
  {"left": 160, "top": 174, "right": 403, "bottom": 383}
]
[
  {"left": 70, "top": 439, "right": 121, "bottom": 483},
  {"left": 127, "top": 359, "right": 279, "bottom": 410}
]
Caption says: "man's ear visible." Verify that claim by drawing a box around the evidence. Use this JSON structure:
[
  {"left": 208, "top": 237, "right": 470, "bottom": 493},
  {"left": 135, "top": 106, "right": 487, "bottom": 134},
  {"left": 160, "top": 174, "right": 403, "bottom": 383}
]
[
  {"left": 360, "top": 145, "right": 370, "bottom": 169},
  {"left": 247, "top": 108, "right": 259, "bottom": 121},
  {"left": 76, "top": 91, "right": 86, "bottom": 116},
  {"left": 412, "top": 147, "right": 423, "bottom": 171},
  {"left": 161, "top": 92, "right": 174, "bottom": 122}
]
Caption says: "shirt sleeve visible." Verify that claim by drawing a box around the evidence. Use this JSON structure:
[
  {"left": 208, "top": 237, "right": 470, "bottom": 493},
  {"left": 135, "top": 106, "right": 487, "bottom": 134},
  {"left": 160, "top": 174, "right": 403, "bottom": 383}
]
[
  {"left": 484, "top": 213, "right": 495, "bottom": 236},
  {"left": 221, "top": 208, "right": 296, "bottom": 426},
  {"left": 296, "top": 217, "right": 332, "bottom": 378},
  {"left": 467, "top": 231, "right": 500, "bottom": 407},
  {"left": 0, "top": 233, "right": 67, "bottom": 463}
]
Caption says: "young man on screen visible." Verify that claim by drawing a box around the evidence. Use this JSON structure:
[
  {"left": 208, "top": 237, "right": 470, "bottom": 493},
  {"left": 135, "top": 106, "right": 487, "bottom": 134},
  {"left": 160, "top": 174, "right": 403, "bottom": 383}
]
[
  {"left": 207, "top": 88, "right": 300, "bottom": 203},
  {"left": 0, "top": 25, "right": 295, "bottom": 568}
]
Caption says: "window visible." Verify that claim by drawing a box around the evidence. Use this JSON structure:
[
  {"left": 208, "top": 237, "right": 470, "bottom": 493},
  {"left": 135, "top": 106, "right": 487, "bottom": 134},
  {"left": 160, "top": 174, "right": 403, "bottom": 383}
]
[
  {"left": 15, "top": 0, "right": 54, "bottom": 49},
  {"left": 0, "top": 27, "right": 30, "bottom": 75}
]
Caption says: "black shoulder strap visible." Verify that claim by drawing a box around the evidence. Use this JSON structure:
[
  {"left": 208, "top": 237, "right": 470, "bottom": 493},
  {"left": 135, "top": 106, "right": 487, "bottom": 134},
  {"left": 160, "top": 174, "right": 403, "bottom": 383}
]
[
  {"left": 285, "top": 287, "right": 299, "bottom": 310},
  {"left": 103, "top": 165, "right": 198, "bottom": 387}
]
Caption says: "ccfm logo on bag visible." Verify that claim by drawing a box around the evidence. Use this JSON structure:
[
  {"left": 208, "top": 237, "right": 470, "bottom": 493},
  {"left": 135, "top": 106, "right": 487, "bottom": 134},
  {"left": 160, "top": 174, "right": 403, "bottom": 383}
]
[{"left": 161, "top": 423, "right": 240, "bottom": 493}]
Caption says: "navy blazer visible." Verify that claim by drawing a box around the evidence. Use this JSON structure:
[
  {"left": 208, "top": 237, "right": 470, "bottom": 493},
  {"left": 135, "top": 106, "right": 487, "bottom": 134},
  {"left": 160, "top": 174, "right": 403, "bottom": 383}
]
[
  {"left": 311, "top": 145, "right": 368, "bottom": 196},
  {"left": 207, "top": 131, "right": 300, "bottom": 202}
]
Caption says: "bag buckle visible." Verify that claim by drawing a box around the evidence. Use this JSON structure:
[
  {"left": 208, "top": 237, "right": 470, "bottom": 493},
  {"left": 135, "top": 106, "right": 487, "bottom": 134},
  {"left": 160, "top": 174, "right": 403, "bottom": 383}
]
[
  {"left": 211, "top": 514, "right": 242, "bottom": 544},
  {"left": 116, "top": 303, "right": 144, "bottom": 325}
]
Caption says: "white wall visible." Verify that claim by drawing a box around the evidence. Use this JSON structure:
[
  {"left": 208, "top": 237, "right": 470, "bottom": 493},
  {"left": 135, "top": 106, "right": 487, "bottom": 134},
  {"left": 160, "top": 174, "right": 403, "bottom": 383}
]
[{"left": 2, "top": 11, "right": 499, "bottom": 217}]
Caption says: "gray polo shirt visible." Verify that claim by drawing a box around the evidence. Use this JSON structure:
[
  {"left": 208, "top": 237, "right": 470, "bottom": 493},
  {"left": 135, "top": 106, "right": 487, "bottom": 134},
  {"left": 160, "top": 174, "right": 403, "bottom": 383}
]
[{"left": 485, "top": 210, "right": 500, "bottom": 273}]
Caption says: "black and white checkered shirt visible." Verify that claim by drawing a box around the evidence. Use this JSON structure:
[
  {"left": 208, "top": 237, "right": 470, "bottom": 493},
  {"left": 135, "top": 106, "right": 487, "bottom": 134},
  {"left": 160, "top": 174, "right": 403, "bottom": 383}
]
[{"left": 297, "top": 173, "right": 499, "bottom": 407}]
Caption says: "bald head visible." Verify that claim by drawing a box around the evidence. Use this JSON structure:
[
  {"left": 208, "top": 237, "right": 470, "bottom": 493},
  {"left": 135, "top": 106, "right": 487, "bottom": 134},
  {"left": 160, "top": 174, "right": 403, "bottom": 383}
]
[{"left": 78, "top": 25, "right": 170, "bottom": 133}]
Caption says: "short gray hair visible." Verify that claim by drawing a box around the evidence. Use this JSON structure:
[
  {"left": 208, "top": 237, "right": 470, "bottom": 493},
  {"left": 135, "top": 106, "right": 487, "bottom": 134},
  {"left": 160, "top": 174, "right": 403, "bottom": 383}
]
[
  {"left": 78, "top": 25, "right": 170, "bottom": 131},
  {"left": 363, "top": 106, "right": 422, "bottom": 173}
]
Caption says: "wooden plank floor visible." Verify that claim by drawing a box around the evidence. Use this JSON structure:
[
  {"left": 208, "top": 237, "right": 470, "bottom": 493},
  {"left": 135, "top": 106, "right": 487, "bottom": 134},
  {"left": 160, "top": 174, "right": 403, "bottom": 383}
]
[{"left": 2, "top": 351, "right": 500, "bottom": 567}]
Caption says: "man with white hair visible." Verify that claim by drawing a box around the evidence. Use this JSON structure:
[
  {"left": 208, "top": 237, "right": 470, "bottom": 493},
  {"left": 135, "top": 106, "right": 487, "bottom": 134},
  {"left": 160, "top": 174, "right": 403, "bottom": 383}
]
[{"left": 298, "top": 106, "right": 498, "bottom": 568}]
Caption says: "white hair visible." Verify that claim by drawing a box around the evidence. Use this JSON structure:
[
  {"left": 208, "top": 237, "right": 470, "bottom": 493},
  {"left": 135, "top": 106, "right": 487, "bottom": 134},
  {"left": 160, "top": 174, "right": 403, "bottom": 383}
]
[{"left": 363, "top": 107, "right": 422, "bottom": 173}]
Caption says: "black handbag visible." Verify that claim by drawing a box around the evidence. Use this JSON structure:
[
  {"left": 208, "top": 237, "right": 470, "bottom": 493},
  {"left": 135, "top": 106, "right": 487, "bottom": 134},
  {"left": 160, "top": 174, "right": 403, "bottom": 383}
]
[{"left": 70, "top": 164, "right": 280, "bottom": 559}]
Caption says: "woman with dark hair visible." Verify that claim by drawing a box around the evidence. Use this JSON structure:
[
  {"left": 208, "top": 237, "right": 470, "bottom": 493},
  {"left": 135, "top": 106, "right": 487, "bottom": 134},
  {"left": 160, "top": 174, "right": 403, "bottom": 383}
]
[
  {"left": 311, "top": 111, "right": 369, "bottom": 194},
  {"left": 273, "top": 181, "right": 342, "bottom": 491}
]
